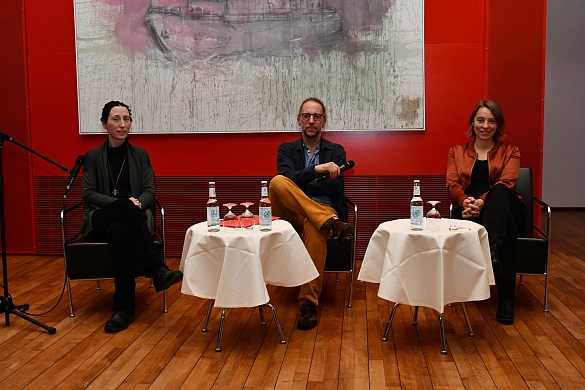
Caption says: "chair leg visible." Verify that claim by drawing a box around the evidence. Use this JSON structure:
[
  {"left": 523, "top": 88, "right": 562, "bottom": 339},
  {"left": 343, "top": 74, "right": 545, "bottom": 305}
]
[
  {"left": 346, "top": 269, "right": 354, "bottom": 308},
  {"left": 544, "top": 272, "right": 550, "bottom": 312},
  {"left": 202, "top": 299, "right": 214, "bottom": 332},
  {"left": 163, "top": 290, "right": 168, "bottom": 313},
  {"left": 412, "top": 306, "right": 419, "bottom": 326},
  {"left": 518, "top": 273, "right": 550, "bottom": 312},
  {"left": 460, "top": 302, "right": 474, "bottom": 336},
  {"left": 382, "top": 303, "right": 400, "bottom": 341},
  {"left": 96, "top": 280, "right": 101, "bottom": 290},
  {"left": 66, "top": 278, "right": 75, "bottom": 318},
  {"left": 263, "top": 303, "right": 286, "bottom": 345}
]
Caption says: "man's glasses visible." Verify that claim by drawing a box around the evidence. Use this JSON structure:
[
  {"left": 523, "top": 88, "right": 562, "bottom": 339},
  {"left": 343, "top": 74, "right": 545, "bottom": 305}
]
[{"left": 299, "top": 113, "right": 325, "bottom": 121}]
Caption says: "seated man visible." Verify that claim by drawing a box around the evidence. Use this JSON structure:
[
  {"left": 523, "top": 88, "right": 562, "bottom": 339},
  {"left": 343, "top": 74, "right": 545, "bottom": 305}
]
[{"left": 270, "top": 97, "right": 353, "bottom": 330}]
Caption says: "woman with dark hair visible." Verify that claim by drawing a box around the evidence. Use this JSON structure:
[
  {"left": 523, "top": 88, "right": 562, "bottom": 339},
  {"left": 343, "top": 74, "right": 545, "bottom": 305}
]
[
  {"left": 82, "top": 101, "right": 182, "bottom": 333},
  {"left": 446, "top": 100, "right": 527, "bottom": 324}
]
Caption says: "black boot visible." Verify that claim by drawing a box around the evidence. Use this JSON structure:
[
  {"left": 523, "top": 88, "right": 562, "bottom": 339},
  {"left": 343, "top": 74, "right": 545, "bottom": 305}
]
[
  {"left": 495, "top": 269, "right": 516, "bottom": 325},
  {"left": 496, "top": 295, "right": 515, "bottom": 324},
  {"left": 489, "top": 243, "right": 503, "bottom": 278}
]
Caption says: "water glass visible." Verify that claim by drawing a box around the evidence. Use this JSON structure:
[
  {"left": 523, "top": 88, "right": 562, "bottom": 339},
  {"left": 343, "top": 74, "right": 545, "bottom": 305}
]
[
  {"left": 223, "top": 203, "right": 239, "bottom": 230},
  {"left": 240, "top": 202, "right": 255, "bottom": 230},
  {"left": 426, "top": 201, "right": 441, "bottom": 230}
]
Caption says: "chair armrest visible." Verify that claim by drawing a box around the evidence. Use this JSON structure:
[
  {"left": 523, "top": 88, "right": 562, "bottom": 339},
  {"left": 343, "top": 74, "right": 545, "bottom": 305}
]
[
  {"left": 155, "top": 198, "right": 165, "bottom": 220},
  {"left": 62, "top": 201, "right": 84, "bottom": 215},
  {"left": 344, "top": 196, "right": 357, "bottom": 230},
  {"left": 345, "top": 195, "right": 356, "bottom": 210},
  {"left": 532, "top": 196, "right": 551, "bottom": 239},
  {"left": 154, "top": 198, "right": 165, "bottom": 235},
  {"left": 155, "top": 197, "right": 166, "bottom": 260},
  {"left": 61, "top": 201, "right": 84, "bottom": 243}
]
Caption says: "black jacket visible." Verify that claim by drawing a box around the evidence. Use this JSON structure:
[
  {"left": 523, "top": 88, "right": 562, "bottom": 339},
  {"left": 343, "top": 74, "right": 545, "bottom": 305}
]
[
  {"left": 276, "top": 137, "right": 347, "bottom": 219},
  {"left": 81, "top": 139, "right": 155, "bottom": 235}
]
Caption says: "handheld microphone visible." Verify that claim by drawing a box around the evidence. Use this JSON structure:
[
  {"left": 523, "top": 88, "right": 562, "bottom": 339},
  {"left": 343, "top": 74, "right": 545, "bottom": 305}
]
[
  {"left": 64, "top": 155, "right": 85, "bottom": 196},
  {"left": 316, "top": 160, "right": 355, "bottom": 181}
]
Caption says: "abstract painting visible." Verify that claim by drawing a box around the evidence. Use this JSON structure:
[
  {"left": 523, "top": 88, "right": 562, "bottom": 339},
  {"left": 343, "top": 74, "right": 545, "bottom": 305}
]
[{"left": 74, "top": 0, "right": 424, "bottom": 133}]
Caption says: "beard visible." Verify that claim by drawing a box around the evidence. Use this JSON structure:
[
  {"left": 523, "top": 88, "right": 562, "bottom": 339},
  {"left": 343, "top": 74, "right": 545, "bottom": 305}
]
[{"left": 302, "top": 126, "right": 321, "bottom": 138}]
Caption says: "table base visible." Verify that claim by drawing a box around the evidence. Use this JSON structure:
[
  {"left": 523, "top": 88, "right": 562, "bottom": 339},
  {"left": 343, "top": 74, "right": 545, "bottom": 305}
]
[
  {"left": 201, "top": 299, "right": 286, "bottom": 352},
  {"left": 382, "top": 303, "right": 474, "bottom": 354}
]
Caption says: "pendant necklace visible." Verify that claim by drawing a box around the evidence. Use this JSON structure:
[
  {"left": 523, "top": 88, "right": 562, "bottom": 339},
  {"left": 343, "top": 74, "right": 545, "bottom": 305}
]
[{"left": 108, "top": 156, "right": 126, "bottom": 196}]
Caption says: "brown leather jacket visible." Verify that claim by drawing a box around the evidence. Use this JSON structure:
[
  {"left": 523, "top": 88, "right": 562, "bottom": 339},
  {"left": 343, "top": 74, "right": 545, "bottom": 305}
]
[{"left": 446, "top": 140, "right": 521, "bottom": 208}]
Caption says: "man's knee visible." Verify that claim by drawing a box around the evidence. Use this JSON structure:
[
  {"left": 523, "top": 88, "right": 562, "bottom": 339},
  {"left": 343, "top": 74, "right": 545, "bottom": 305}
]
[{"left": 269, "top": 175, "right": 290, "bottom": 193}]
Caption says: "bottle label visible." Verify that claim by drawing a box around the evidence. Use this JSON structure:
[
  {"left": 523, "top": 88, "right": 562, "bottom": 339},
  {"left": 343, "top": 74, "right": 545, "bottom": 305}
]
[
  {"left": 207, "top": 206, "right": 220, "bottom": 226},
  {"left": 261, "top": 186, "right": 269, "bottom": 197},
  {"left": 209, "top": 188, "right": 216, "bottom": 198},
  {"left": 259, "top": 206, "right": 272, "bottom": 227},
  {"left": 411, "top": 205, "right": 423, "bottom": 226},
  {"left": 413, "top": 186, "right": 420, "bottom": 196}
]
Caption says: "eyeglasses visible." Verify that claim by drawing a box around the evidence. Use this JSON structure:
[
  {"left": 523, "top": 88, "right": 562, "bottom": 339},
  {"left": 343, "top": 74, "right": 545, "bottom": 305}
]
[{"left": 299, "top": 113, "right": 325, "bottom": 121}]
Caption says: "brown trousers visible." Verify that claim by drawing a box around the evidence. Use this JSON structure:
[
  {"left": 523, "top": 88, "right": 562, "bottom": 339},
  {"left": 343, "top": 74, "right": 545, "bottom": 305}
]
[{"left": 269, "top": 175, "right": 337, "bottom": 306}]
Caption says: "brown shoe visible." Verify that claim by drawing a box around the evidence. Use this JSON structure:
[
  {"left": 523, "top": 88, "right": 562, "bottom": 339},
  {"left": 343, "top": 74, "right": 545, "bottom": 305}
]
[{"left": 324, "top": 218, "right": 354, "bottom": 242}]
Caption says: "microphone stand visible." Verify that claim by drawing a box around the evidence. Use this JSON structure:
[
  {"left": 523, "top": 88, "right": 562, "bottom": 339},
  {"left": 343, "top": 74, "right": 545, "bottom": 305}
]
[{"left": 0, "top": 131, "right": 69, "bottom": 334}]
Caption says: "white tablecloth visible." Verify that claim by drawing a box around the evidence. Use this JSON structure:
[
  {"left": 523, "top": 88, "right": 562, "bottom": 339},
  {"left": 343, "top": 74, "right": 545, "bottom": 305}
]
[
  {"left": 358, "top": 218, "right": 494, "bottom": 313},
  {"left": 180, "top": 220, "right": 318, "bottom": 308}
]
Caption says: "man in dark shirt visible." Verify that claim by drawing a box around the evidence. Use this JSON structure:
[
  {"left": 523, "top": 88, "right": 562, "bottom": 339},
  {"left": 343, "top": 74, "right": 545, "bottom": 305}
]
[{"left": 270, "top": 97, "right": 353, "bottom": 330}]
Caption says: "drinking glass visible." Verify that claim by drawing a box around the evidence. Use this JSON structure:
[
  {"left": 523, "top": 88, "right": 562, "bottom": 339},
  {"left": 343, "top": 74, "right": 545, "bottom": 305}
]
[
  {"left": 240, "top": 202, "right": 255, "bottom": 230},
  {"left": 426, "top": 201, "right": 441, "bottom": 230},
  {"left": 223, "top": 203, "right": 239, "bottom": 230}
]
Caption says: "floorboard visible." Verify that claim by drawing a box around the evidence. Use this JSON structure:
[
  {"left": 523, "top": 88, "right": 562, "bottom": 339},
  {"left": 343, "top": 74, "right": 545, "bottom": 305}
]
[{"left": 0, "top": 209, "right": 584, "bottom": 389}]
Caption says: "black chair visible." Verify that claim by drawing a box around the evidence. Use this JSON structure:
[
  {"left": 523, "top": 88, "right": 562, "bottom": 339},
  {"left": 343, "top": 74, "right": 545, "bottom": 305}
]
[
  {"left": 449, "top": 167, "right": 551, "bottom": 312},
  {"left": 324, "top": 196, "right": 358, "bottom": 308},
  {"left": 513, "top": 167, "right": 551, "bottom": 312},
  {"left": 60, "top": 198, "right": 168, "bottom": 317}
]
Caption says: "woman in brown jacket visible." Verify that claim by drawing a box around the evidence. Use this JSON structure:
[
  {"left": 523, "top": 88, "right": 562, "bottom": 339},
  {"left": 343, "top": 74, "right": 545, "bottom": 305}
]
[{"left": 446, "top": 100, "right": 527, "bottom": 325}]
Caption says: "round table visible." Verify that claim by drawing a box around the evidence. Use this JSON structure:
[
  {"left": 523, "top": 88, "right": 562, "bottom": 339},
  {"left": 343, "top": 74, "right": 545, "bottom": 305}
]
[
  {"left": 180, "top": 220, "right": 318, "bottom": 351},
  {"left": 358, "top": 218, "right": 494, "bottom": 354}
]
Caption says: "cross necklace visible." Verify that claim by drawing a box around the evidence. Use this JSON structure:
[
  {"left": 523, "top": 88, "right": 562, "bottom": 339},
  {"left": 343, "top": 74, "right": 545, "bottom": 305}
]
[{"left": 108, "top": 156, "right": 126, "bottom": 196}]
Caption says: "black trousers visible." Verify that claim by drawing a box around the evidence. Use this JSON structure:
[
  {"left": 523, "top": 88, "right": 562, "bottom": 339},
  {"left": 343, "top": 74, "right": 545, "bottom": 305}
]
[
  {"left": 453, "top": 184, "right": 528, "bottom": 297},
  {"left": 91, "top": 199, "right": 163, "bottom": 311}
]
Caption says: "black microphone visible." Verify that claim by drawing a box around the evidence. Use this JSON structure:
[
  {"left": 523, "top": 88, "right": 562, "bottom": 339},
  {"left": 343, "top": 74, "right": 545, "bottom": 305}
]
[
  {"left": 316, "top": 160, "right": 355, "bottom": 181},
  {"left": 64, "top": 155, "right": 85, "bottom": 196}
]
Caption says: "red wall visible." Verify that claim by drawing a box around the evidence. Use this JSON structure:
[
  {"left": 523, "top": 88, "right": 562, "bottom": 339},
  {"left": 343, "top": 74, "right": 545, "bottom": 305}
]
[
  {"left": 0, "top": 1, "right": 36, "bottom": 253},
  {"left": 2, "top": 0, "right": 546, "bottom": 253},
  {"left": 486, "top": 0, "right": 546, "bottom": 195}
]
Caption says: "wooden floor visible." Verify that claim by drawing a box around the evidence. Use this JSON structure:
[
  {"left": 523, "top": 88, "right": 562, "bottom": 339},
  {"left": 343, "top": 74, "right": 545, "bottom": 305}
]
[{"left": 1, "top": 209, "right": 584, "bottom": 389}]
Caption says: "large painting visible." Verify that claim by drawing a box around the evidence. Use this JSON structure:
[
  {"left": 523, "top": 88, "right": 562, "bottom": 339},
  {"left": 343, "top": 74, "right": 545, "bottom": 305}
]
[{"left": 74, "top": 0, "right": 424, "bottom": 133}]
